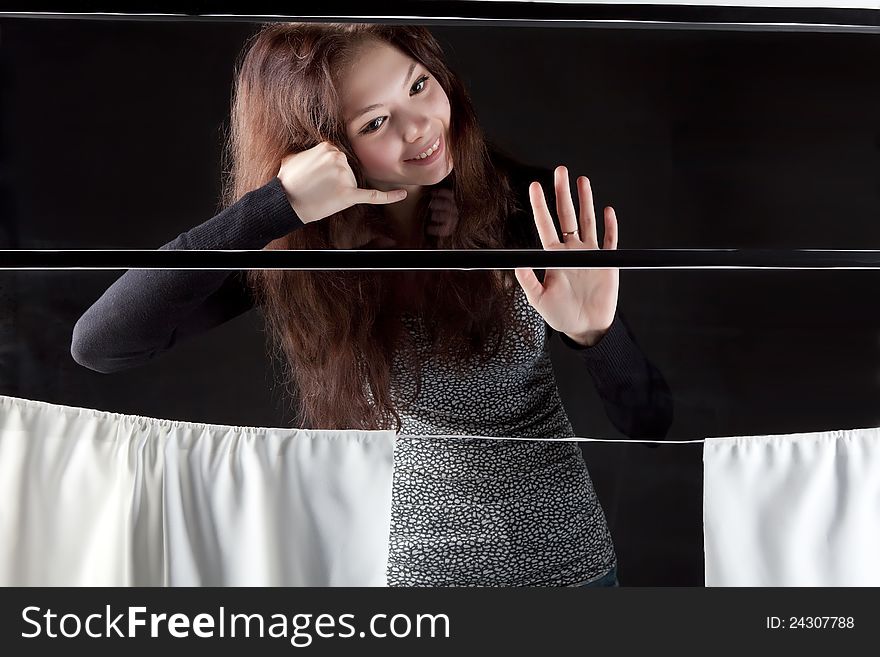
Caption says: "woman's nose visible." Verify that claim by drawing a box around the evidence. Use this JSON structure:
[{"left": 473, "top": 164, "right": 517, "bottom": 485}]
[{"left": 403, "top": 114, "right": 432, "bottom": 143}]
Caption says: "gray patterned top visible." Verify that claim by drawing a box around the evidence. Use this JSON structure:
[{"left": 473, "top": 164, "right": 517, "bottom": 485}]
[{"left": 386, "top": 285, "right": 616, "bottom": 586}]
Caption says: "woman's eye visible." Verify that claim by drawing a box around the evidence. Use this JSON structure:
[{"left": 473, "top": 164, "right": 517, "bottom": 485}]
[
  {"left": 410, "top": 75, "right": 429, "bottom": 95},
  {"left": 358, "top": 75, "right": 429, "bottom": 135},
  {"left": 361, "top": 116, "right": 386, "bottom": 134}
]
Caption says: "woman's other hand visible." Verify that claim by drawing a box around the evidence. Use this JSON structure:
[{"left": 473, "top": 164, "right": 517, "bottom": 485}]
[
  {"left": 331, "top": 218, "right": 397, "bottom": 250},
  {"left": 514, "top": 165, "right": 620, "bottom": 347},
  {"left": 426, "top": 187, "right": 459, "bottom": 237},
  {"left": 277, "top": 141, "right": 408, "bottom": 223}
]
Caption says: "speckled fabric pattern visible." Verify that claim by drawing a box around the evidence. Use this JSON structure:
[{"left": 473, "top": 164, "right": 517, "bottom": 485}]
[{"left": 385, "top": 287, "right": 617, "bottom": 586}]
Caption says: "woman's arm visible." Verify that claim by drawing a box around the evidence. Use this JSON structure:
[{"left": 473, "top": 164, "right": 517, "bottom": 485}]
[
  {"left": 71, "top": 141, "right": 411, "bottom": 374},
  {"left": 555, "top": 316, "right": 674, "bottom": 439},
  {"left": 70, "top": 178, "right": 304, "bottom": 373}
]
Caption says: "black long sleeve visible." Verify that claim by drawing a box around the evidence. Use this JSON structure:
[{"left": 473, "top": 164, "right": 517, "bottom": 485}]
[
  {"left": 71, "top": 159, "right": 673, "bottom": 440},
  {"left": 70, "top": 178, "right": 304, "bottom": 373},
  {"left": 556, "top": 316, "right": 674, "bottom": 439}
]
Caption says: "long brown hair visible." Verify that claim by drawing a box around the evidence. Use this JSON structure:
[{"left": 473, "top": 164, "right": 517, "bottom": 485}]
[{"left": 225, "top": 23, "right": 525, "bottom": 430}]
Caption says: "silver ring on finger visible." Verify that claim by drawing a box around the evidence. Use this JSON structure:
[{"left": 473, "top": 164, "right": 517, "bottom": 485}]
[{"left": 562, "top": 229, "right": 579, "bottom": 237}]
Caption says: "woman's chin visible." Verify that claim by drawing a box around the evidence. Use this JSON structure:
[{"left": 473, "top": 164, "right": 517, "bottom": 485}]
[
  {"left": 378, "top": 162, "right": 453, "bottom": 190},
  {"left": 419, "top": 162, "right": 453, "bottom": 187}
]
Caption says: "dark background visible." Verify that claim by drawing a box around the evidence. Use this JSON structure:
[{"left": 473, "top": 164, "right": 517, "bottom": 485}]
[{"left": 1, "top": 18, "right": 879, "bottom": 586}]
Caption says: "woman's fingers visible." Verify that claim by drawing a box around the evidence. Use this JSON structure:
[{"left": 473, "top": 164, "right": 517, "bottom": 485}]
[
  {"left": 369, "top": 234, "right": 398, "bottom": 248},
  {"left": 351, "top": 187, "right": 408, "bottom": 205},
  {"left": 529, "top": 182, "right": 559, "bottom": 249},
  {"left": 428, "top": 188, "right": 458, "bottom": 236},
  {"left": 427, "top": 217, "right": 455, "bottom": 236},
  {"left": 514, "top": 267, "right": 544, "bottom": 306},
  {"left": 427, "top": 216, "right": 456, "bottom": 236},
  {"left": 554, "top": 166, "right": 579, "bottom": 238},
  {"left": 429, "top": 189, "right": 455, "bottom": 210},
  {"left": 428, "top": 198, "right": 455, "bottom": 213},
  {"left": 333, "top": 217, "right": 397, "bottom": 249},
  {"left": 577, "top": 176, "right": 598, "bottom": 249},
  {"left": 603, "top": 206, "right": 618, "bottom": 250}
]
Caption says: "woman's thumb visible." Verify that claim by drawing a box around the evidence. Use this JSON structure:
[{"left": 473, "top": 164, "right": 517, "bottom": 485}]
[{"left": 352, "top": 188, "right": 408, "bottom": 205}]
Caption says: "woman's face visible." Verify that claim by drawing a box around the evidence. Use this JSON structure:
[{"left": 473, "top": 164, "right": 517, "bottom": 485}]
[{"left": 338, "top": 41, "right": 453, "bottom": 192}]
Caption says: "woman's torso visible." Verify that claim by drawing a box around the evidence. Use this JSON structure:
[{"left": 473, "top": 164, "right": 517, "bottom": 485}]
[{"left": 384, "top": 283, "right": 616, "bottom": 586}]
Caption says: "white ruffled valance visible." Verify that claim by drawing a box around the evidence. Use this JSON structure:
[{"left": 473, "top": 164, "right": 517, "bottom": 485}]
[
  {"left": 0, "top": 395, "right": 396, "bottom": 586},
  {"left": 704, "top": 428, "right": 880, "bottom": 586},
  {"left": 3, "top": 394, "right": 879, "bottom": 586}
]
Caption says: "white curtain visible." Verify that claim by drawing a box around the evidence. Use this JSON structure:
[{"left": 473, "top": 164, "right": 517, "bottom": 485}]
[
  {"left": 5, "top": 394, "right": 880, "bottom": 586},
  {"left": 0, "top": 395, "right": 396, "bottom": 586},
  {"left": 703, "top": 428, "right": 880, "bottom": 586}
]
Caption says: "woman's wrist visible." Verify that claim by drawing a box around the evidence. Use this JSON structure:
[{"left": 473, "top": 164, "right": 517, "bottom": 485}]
[{"left": 563, "top": 328, "right": 608, "bottom": 348}]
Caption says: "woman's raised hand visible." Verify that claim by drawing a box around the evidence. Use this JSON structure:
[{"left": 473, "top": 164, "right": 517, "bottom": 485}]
[
  {"left": 277, "top": 141, "right": 408, "bottom": 223},
  {"left": 514, "top": 166, "right": 620, "bottom": 347}
]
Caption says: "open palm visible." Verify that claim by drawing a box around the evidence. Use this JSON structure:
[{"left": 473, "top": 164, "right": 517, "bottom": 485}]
[{"left": 514, "top": 166, "right": 620, "bottom": 347}]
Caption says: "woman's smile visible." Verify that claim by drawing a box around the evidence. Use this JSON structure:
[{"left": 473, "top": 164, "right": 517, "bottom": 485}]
[{"left": 404, "top": 134, "right": 443, "bottom": 166}]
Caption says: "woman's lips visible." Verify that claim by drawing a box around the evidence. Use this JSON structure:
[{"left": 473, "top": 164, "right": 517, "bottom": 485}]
[{"left": 405, "top": 135, "right": 443, "bottom": 166}]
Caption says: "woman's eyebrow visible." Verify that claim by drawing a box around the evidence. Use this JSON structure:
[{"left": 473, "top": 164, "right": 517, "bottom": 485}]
[{"left": 348, "top": 62, "right": 418, "bottom": 124}]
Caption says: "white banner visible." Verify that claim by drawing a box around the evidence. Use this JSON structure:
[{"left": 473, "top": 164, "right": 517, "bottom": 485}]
[
  {"left": 5, "top": 394, "right": 880, "bottom": 586},
  {"left": 703, "top": 428, "right": 880, "bottom": 586},
  {"left": 0, "top": 395, "right": 396, "bottom": 586}
]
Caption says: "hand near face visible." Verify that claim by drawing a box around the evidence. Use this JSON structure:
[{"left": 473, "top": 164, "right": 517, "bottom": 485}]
[
  {"left": 277, "top": 141, "right": 408, "bottom": 224},
  {"left": 514, "top": 166, "right": 620, "bottom": 347}
]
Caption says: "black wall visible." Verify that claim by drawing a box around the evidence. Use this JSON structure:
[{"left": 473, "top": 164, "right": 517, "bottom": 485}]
[{"left": 2, "top": 18, "right": 879, "bottom": 585}]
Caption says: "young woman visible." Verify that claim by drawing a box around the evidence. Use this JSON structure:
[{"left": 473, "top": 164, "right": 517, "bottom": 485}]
[{"left": 71, "top": 23, "right": 673, "bottom": 587}]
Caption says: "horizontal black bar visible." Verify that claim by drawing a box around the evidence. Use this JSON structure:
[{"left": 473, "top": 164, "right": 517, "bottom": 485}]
[
  {"left": 1, "top": 3, "right": 878, "bottom": 30},
  {"left": 5, "top": 249, "right": 880, "bottom": 270}
]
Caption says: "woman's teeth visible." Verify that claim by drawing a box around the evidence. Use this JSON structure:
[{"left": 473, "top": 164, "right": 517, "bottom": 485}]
[{"left": 413, "top": 137, "right": 440, "bottom": 160}]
